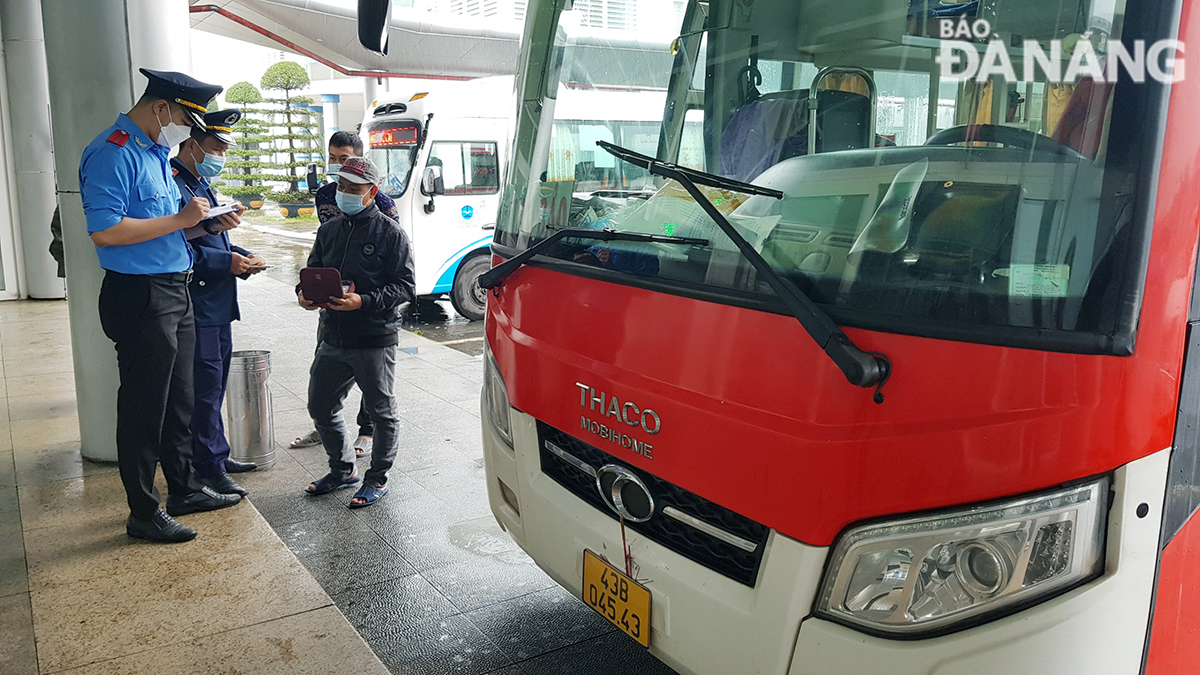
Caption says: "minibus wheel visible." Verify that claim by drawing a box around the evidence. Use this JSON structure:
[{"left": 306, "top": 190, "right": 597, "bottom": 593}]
[{"left": 450, "top": 253, "right": 489, "bottom": 321}]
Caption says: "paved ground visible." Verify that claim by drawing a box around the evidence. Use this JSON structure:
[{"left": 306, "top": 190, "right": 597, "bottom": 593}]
[
  {"left": 0, "top": 220, "right": 676, "bottom": 674},
  {"left": 231, "top": 274, "right": 678, "bottom": 674},
  {"left": 0, "top": 298, "right": 388, "bottom": 675}
]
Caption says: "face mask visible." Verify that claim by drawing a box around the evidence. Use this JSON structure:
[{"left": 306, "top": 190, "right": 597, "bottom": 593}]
[
  {"left": 155, "top": 106, "right": 191, "bottom": 148},
  {"left": 196, "top": 152, "right": 225, "bottom": 178},
  {"left": 335, "top": 189, "right": 370, "bottom": 216},
  {"left": 326, "top": 164, "right": 341, "bottom": 179}
]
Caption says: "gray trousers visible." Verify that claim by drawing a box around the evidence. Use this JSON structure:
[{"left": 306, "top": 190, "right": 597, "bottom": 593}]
[{"left": 308, "top": 341, "right": 399, "bottom": 487}]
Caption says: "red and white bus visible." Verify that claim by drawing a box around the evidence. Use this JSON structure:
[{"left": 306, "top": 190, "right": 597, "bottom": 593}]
[{"left": 477, "top": 0, "right": 1200, "bottom": 672}]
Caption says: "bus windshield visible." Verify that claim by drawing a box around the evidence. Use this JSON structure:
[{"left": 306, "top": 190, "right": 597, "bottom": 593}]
[
  {"left": 363, "top": 119, "right": 421, "bottom": 198},
  {"left": 495, "top": 0, "right": 1169, "bottom": 353}
]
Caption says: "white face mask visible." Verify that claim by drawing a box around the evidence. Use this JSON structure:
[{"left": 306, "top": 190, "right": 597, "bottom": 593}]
[{"left": 155, "top": 105, "right": 191, "bottom": 148}]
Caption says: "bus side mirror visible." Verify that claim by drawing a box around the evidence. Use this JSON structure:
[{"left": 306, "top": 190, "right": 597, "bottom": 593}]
[
  {"left": 422, "top": 165, "right": 445, "bottom": 196},
  {"left": 357, "top": 0, "right": 391, "bottom": 55},
  {"left": 306, "top": 163, "right": 320, "bottom": 194},
  {"left": 422, "top": 166, "right": 444, "bottom": 214}
]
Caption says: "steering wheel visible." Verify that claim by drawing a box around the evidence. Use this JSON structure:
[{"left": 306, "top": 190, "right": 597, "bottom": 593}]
[{"left": 925, "top": 124, "right": 1084, "bottom": 158}]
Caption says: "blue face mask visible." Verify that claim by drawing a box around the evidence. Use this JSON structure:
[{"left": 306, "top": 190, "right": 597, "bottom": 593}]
[
  {"left": 336, "top": 189, "right": 369, "bottom": 216},
  {"left": 326, "top": 164, "right": 341, "bottom": 179},
  {"left": 196, "top": 152, "right": 225, "bottom": 178}
]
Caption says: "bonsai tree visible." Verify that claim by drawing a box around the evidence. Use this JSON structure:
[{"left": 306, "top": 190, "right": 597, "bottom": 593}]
[
  {"left": 260, "top": 61, "right": 322, "bottom": 207},
  {"left": 216, "top": 81, "right": 271, "bottom": 206}
]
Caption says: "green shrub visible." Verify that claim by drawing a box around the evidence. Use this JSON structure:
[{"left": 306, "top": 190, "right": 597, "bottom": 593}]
[{"left": 270, "top": 189, "right": 313, "bottom": 204}]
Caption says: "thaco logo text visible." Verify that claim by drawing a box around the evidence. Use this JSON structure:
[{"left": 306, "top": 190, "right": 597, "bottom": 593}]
[
  {"left": 576, "top": 383, "right": 660, "bottom": 459},
  {"left": 935, "top": 19, "right": 1185, "bottom": 84}
]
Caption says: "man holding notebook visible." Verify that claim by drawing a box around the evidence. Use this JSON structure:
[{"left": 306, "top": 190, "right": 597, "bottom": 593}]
[{"left": 298, "top": 157, "right": 415, "bottom": 508}]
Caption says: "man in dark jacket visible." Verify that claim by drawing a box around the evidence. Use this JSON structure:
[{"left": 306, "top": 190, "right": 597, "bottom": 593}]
[
  {"left": 172, "top": 108, "right": 266, "bottom": 496},
  {"left": 299, "top": 157, "right": 415, "bottom": 508},
  {"left": 290, "top": 130, "right": 400, "bottom": 456}
]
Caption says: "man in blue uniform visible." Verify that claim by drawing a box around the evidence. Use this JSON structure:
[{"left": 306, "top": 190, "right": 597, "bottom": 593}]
[
  {"left": 80, "top": 69, "right": 242, "bottom": 544},
  {"left": 172, "top": 109, "right": 265, "bottom": 497}
]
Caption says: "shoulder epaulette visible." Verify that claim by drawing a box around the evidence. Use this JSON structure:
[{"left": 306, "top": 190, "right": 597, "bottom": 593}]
[{"left": 106, "top": 130, "right": 129, "bottom": 147}]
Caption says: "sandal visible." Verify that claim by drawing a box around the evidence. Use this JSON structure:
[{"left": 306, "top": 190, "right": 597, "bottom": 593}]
[
  {"left": 353, "top": 436, "right": 373, "bottom": 457},
  {"left": 291, "top": 429, "right": 322, "bottom": 449},
  {"left": 348, "top": 484, "right": 388, "bottom": 509},
  {"left": 305, "top": 473, "right": 360, "bottom": 495}
]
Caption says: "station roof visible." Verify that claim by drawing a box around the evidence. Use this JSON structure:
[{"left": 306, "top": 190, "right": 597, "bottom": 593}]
[{"left": 189, "top": 0, "right": 672, "bottom": 85}]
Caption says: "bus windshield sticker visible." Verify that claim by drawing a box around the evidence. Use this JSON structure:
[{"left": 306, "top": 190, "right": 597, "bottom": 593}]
[{"left": 1009, "top": 265, "right": 1070, "bottom": 298}]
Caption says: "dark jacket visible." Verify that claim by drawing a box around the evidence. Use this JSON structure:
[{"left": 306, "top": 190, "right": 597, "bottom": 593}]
[
  {"left": 300, "top": 203, "right": 415, "bottom": 348},
  {"left": 172, "top": 158, "right": 250, "bottom": 327}
]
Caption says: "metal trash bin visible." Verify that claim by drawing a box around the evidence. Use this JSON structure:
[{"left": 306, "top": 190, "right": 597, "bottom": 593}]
[{"left": 225, "top": 350, "right": 275, "bottom": 469}]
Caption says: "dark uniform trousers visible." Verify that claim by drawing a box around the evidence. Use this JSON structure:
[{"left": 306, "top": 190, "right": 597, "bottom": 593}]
[
  {"left": 99, "top": 271, "right": 202, "bottom": 519},
  {"left": 191, "top": 324, "right": 233, "bottom": 477}
]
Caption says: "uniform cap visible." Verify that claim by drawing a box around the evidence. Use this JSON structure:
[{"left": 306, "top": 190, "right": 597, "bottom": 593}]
[
  {"left": 191, "top": 108, "right": 242, "bottom": 146},
  {"left": 331, "top": 157, "right": 381, "bottom": 186},
  {"left": 140, "top": 68, "right": 222, "bottom": 128}
]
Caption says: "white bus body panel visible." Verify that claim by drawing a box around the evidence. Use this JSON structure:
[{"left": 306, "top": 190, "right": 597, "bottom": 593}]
[
  {"left": 363, "top": 79, "right": 512, "bottom": 300},
  {"left": 482, "top": 404, "right": 1166, "bottom": 675}
]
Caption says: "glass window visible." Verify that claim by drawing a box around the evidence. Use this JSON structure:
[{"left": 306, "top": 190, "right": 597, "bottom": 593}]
[
  {"left": 497, "top": 0, "right": 1170, "bottom": 352},
  {"left": 363, "top": 120, "right": 421, "bottom": 198},
  {"left": 429, "top": 141, "right": 500, "bottom": 195}
]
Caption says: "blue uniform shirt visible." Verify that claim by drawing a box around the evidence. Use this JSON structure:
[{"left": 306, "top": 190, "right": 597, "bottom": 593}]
[
  {"left": 171, "top": 158, "right": 249, "bottom": 326},
  {"left": 79, "top": 114, "right": 193, "bottom": 275}
]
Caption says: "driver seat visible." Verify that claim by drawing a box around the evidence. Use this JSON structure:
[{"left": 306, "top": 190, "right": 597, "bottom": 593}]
[
  {"left": 719, "top": 89, "right": 873, "bottom": 182},
  {"left": 1051, "top": 77, "right": 1113, "bottom": 159}
]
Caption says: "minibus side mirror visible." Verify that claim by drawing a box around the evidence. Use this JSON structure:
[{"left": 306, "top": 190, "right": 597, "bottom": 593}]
[
  {"left": 422, "top": 165, "right": 445, "bottom": 196},
  {"left": 422, "top": 165, "right": 444, "bottom": 213},
  {"left": 306, "top": 163, "right": 320, "bottom": 194},
  {"left": 357, "top": 0, "right": 391, "bottom": 55}
]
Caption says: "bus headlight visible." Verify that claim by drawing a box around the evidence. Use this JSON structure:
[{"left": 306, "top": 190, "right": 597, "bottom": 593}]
[
  {"left": 815, "top": 479, "right": 1108, "bottom": 637},
  {"left": 483, "top": 350, "right": 513, "bottom": 446}
]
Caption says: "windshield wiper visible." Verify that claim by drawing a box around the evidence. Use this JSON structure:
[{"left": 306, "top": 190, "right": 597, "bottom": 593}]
[
  {"left": 595, "top": 141, "right": 891, "bottom": 398},
  {"left": 478, "top": 228, "right": 709, "bottom": 289}
]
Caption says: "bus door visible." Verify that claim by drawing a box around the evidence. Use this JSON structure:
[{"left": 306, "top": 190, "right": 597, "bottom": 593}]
[{"left": 416, "top": 133, "right": 502, "bottom": 319}]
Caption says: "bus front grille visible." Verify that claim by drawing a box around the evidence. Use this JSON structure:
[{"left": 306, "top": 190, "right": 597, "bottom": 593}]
[{"left": 537, "top": 422, "right": 770, "bottom": 587}]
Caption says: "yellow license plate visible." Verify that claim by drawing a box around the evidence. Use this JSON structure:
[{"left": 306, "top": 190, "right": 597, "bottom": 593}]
[{"left": 582, "top": 549, "right": 651, "bottom": 647}]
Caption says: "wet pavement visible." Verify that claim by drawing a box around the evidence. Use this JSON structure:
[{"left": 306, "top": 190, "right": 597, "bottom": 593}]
[
  {"left": 230, "top": 221, "right": 487, "bottom": 357},
  {"left": 230, "top": 274, "right": 679, "bottom": 675}
]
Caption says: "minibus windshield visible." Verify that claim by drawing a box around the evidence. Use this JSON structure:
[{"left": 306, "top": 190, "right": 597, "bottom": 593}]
[
  {"left": 363, "top": 119, "right": 421, "bottom": 198},
  {"left": 495, "top": 0, "right": 1172, "bottom": 354}
]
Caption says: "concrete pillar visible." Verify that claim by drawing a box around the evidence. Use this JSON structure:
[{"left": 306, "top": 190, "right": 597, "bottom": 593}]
[
  {"left": 41, "top": 0, "right": 192, "bottom": 462},
  {"left": 1, "top": 0, "right": 63, "bottom": 299},
  {"left": 321, "top": 94, "right": 340, "bottom": 147},
  {"left": 362, "top": 77, "right": 378, "bottom": 111}
]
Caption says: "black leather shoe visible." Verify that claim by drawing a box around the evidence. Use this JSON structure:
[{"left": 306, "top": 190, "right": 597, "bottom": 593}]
[
  {"left": 224, "top": 458, "right": 258, "bottom": 473},
  {"left": 127, "top": 509, "right": 196, "bottom": 543},
  {"left": 200, "top": 473, "right": 248, "bottom": 497},
  {"left": 166, "top": 486, "right": 242, "bottom": 517}
]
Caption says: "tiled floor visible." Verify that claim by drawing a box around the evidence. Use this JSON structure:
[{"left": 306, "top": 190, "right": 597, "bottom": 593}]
[
  {"left": 0, "top": 296, "right": 387, "bottom": 675},
  {"left": 0, "top": 276, "right": 677, "bottom": 675}
]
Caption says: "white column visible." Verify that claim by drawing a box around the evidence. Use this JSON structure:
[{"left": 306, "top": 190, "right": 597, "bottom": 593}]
[
  {"left": 321, "top": 94, "right": 341, "bottom": 147},
  {"left": 1, "top": 0, "right": 63, "bottom": 299},
  {"left": 40, "top": 0, "right": 192, "bottom": 462},
  {"left": 363, "top": 77, "right": 378, "bottom": 109}
]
